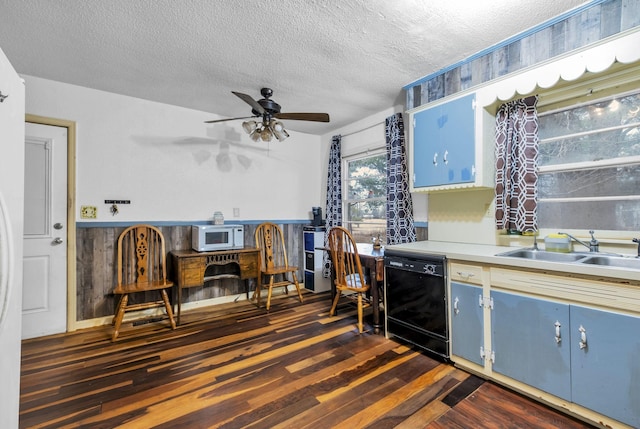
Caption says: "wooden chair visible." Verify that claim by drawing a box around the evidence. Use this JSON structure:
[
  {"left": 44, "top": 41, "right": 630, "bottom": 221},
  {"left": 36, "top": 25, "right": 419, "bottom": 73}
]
[
  {"left": 327, "top": 226, "right": 371, "bottom": 333},
  {"left": 111, "top": 224, "right": 176, "bottom": 341},
  {"left": 254, "top": 222, "right": 303, "bottom": 311}
]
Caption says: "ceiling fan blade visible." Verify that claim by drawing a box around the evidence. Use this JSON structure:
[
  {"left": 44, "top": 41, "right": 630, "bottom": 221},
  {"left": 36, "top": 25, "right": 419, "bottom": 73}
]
[
  {"left": 204, "top": 115, "right": 258, "bottom": 124},
  {"left": 232, "top": 91, "right": 266, "bottom": 115},
  {"left": 274, "top": 112, "right": 330, "bottom": 122}
]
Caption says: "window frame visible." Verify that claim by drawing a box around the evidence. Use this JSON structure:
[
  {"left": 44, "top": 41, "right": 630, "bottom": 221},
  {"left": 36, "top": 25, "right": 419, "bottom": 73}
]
[
  {"left": 534, "top": 67, "right": 640, "bottom": 240},
  {"left": 342, "top": 148, "right": 387, "bottom": 243}
]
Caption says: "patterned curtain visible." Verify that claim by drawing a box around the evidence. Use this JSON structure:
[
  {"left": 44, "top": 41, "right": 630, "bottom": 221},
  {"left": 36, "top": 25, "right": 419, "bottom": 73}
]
[
  {"left": 323, "top": 135, "right": 342, "bottom": 278},
  {"left": 385, "top": 113, "right": 417, "bottom": 244},
  {"left": 495, "top": 95, "right": 539, "bottom": 232}
]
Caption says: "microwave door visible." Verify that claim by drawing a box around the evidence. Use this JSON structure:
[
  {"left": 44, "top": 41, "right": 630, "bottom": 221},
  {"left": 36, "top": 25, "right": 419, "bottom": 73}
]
[{"left": 206, "top": 231, "right": 228, "bottom": 245}]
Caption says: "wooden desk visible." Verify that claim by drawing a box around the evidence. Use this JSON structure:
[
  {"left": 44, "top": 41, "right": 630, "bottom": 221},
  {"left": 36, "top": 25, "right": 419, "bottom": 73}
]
[
  {"left": 324, "top": 243, "right": 385, "bottom": 334},
  {"left": 169, "top": 248, "right": 260, "bottom": 325}
]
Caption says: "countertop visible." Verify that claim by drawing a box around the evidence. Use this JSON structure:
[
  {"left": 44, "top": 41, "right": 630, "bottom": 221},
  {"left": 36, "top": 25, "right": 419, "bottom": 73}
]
[{"left": 384, "top": 240, "right": 640, "bottom": 283}]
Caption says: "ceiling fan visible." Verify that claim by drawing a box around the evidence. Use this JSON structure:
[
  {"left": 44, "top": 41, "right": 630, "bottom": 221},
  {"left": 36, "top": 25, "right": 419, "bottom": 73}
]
[{"left": 205, "top": 88, "right": 330, "bottom": 142}]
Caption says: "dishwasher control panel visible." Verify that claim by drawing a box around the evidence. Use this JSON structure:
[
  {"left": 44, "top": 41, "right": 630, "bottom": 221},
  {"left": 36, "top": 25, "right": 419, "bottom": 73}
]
[{"left": 384, "top": 253, "right": 445, "bottom": 277}]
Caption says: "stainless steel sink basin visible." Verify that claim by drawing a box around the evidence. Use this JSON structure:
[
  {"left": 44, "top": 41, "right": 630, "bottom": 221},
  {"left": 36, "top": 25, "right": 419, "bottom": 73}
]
[
  {"left": 580, "top": 255, "right": 640, "bottom": 269},
  {"left": 496, "top": 249, "right": 590, "bottom": 263}
]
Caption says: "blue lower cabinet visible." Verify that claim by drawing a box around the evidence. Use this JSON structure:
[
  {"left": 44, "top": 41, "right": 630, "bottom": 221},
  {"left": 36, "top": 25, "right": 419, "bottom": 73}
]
[
  {"left": 570, "top": 305, "right": 640, "bottom": 428},
  {"left": 491, "top": 290, "right": 571, "bottom": 401},
  {"left": 450, "top": 282, "right": 484, "bottom": 365}
]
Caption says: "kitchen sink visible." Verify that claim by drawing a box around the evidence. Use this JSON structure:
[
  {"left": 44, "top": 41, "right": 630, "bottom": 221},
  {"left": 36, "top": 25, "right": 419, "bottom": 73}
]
[
  {"left": 496, "top": 248, "right": 640, "bottom": 270},
  {"left": 580, "top": 255, "right": 640, "bottom": 269},
  {"left": 496, "top": 249, "right": 590, "bottom": 263}
]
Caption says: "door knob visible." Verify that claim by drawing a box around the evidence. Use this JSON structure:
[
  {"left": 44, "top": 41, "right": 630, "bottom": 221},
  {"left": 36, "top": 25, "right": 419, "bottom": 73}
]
[{"left": 53, "top": 237, "right": 63, "bottom": 244}]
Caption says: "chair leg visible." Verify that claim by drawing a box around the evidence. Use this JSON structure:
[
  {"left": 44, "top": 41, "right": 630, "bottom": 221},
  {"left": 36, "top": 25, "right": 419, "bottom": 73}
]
[
  {"left": 291, "top": 272, "right": 304, "bottom": 303},
  {"left": 357, "top": 293, "right": 364, "bottom": 333},
  {"left": 254, "top": 277, "right": 262, "bottom": 308},
  {"left": 112, "top": 294, "right": 129, "bottom": 341},
  {"left": 329, "top": 291, "right": 341, "bottom": 317},
  {"left": 161, "top": 289, "right": 176, "bottom": 330},
  {"left": 266, "top": 275, "right": 275, "bottom": 311}
]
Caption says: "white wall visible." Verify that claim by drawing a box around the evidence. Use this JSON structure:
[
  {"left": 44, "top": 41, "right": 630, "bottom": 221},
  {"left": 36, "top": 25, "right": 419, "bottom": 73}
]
[
  {"left": 319, "top": 106, "right": 428, "bottom": 224},
  {"left": 0, "top": 47, "right": 25, "bottom": 429},
  {"left": 23, "top": 75, "right": 324, "bottom": 223}
]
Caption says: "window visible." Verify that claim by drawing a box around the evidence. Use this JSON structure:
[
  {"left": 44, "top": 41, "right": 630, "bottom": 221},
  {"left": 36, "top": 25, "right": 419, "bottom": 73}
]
[
  {"left": 537, "top": 89, "right": 640, "bottom": 231},
  {"left": 343, "top": 151, "right": 387, "bottom": 243}
]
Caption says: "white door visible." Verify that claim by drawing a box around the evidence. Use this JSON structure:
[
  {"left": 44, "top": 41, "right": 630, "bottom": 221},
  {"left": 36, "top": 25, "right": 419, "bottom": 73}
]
[{"left": 22, "top": 122, "right": 67, "bottom": 339}]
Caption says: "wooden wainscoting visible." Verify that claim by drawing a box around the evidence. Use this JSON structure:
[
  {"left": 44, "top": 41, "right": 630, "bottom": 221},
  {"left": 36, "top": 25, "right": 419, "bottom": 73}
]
[
  {"left": 20, "top": 291, "right": 593, "bottom": 428},
  {"left": 75, "top": 223, "right": 305, "bottom": 321}
]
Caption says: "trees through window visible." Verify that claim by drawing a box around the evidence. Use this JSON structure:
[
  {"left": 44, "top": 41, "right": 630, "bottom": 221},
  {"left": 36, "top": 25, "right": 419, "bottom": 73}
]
[{"left": 343, "top": 152, "right": 387, "bottom": 243}]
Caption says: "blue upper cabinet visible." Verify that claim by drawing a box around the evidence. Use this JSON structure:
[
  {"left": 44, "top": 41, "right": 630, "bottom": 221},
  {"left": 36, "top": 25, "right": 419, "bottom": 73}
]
[{"left": 410, "top": 93, "right": 483, "bottom": 191}]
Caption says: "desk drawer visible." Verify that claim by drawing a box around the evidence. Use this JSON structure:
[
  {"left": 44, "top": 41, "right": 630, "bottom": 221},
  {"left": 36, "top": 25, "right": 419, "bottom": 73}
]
[
  {"left": 239, "top": 252, "right": 259, "bottom": 279},
  {"left": 180, "top": 258, "right": 205, "bottom": 287}
]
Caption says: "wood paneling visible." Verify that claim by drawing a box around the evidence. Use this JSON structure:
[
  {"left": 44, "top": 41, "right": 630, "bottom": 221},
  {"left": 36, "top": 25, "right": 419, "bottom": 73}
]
[
  {"left": 406, "top": 0, "right": 640, "bottom": 109},
  {"left": 75, "top": 223, "right": 307, "bottom": 320},
  {"left": 75, "top": 224, "right": 428, "bottom": 321},
  {"left": 21, "top": 293, "right": 594, "bottom": 428}
]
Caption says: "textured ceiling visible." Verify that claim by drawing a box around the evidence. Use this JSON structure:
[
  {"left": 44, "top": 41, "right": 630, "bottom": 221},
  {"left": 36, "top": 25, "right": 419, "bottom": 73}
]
[{"left": 0, "top": 0, "right": 588, "bottom": 135}]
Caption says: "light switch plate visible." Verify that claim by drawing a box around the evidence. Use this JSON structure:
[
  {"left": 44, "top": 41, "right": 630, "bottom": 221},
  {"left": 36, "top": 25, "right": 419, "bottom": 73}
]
[{"left": 81, "top": 205, "right": 97, "bottom": 219}]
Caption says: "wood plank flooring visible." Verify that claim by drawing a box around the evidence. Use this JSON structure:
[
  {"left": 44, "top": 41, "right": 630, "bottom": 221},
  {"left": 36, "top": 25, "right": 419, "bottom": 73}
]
[{"left": 20, "top": 292, "right": 596, "bottom": 428}]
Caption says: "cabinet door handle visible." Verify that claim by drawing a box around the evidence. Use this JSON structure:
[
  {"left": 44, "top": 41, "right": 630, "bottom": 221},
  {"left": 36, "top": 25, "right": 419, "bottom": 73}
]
[
  {"left": 453, "top": 297, "right": 459, "bottom": 315},
  {"left": 579, "top": 325, "right": 588, "bottom": 349},
  {"left": 432, "top": 152, "right": 438, "bottom": 166},
  {"left": 443, "top": 150, "right": 448, "bottom": 165},
  {"left": 456, "top": 271, "right": 475, "bottom": 278},
  {"left": 554, "top": 320, "right": 561, "bottom": 344}
]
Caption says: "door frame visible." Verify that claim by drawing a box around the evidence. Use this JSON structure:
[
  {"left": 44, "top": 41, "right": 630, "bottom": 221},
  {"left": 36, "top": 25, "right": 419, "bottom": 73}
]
[{"left": 25, "top": 114, "right": 77, "bottom": 332}]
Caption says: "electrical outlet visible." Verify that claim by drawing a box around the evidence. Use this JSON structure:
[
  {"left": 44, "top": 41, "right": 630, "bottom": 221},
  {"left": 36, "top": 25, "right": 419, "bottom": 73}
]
[
  {"left": 81, "top": 205, "right": 97, "bottom": 219},
  {"left": 233, "top": 208, "right": 240, "bottom": 217}
]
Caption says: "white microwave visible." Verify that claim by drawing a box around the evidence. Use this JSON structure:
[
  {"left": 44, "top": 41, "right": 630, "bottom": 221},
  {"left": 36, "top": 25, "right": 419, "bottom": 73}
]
[{"left": 191, "top": 224, "right": 244, "bottom": 252}]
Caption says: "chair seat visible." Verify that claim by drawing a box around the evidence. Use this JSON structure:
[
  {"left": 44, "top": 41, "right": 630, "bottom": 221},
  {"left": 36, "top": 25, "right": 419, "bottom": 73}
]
[
  {"left": 340, "top": 273, "right": 369, "bottom": 290},
  {"left": 261, "top": 265, "right": 298, "bottom": 276},
  {"left": 114, "top": 280, "right": 174, "bottom": 295}
]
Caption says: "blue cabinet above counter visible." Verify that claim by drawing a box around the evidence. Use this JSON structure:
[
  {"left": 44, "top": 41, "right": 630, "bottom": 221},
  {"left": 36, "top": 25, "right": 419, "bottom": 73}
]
[
  {"left": 412, "top": 93, "right": 476, "bottom": 188},
  {"left": 408, "top": 92, "right": 495, "bottom": 193}
]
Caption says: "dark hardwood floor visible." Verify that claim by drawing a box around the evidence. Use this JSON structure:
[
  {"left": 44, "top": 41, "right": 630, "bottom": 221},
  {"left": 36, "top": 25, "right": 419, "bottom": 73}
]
[{"left": 20, "top": 291, "right": 595, "bottom": 428}]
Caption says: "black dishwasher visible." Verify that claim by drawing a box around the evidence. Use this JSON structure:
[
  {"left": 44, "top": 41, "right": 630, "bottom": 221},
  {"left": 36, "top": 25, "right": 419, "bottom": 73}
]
[{"left": 384, "top": 250, "right": 449, "bottom": 360}]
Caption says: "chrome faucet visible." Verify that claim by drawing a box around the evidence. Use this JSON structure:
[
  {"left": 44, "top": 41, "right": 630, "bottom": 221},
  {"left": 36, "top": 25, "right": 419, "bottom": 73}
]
[
  {"left": 558, "top": 230, "right": 599, "bottom": 252},
  {"left": 531, "top": 230, "right": 539, "bottom": 251}
]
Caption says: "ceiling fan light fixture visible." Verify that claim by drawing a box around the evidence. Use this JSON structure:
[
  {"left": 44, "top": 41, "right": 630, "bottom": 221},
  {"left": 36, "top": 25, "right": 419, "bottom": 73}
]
[
  {"left": 270, "top": 119, "right": 282, "bottom": 131},
  {"left": 273, "top": 128, "right": 289, "bottom": 142},
  {"left": 270, "top": 119, "right": 289, "bottom": 141},
  {"left": 260, "top": 128, "right": 273, "bottom": 142},
  {"left": 249, "top": 128, "right": 261, "bottom": 142},
  {"left": 242, "top": 120, "right": 257, "bottom": 134}
]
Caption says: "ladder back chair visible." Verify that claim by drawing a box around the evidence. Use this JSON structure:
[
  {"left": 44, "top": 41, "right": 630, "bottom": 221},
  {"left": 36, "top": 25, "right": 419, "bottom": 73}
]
[
  {"left": 327, "top": 226, "right": 371, "bottom": 333},
  {"left": 112, "top": 224, "right": 176, "bottom": 341},
  {"left": 254, "top": 222, "right": 303, "bottom": 311}
]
